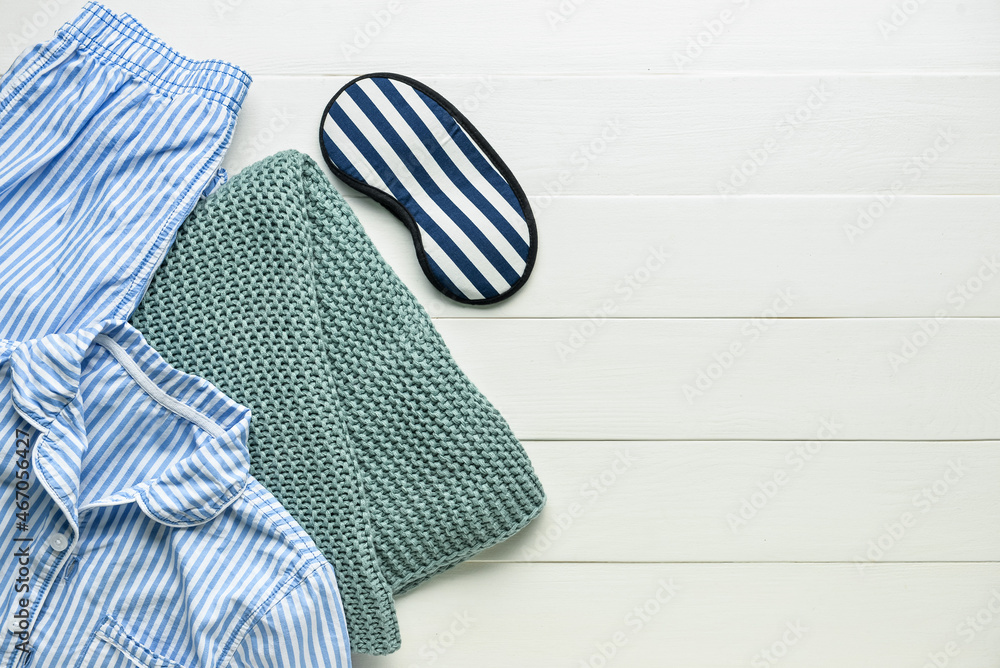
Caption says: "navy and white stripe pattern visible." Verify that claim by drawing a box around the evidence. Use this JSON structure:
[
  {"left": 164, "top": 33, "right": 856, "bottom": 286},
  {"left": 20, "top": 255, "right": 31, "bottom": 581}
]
[
  {"left": 0, "top": 320, "right": 351, "bottom": 667},
  {"left": 0, "top": 2, "right": 250, "bottom": 341},
  {"left": 320, "top": 73, "right": 537, "bottom": 304}
]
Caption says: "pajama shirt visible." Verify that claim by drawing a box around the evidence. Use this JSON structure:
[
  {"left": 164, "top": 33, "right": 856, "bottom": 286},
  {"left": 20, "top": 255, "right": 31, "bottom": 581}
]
[{"left": 0, "top": 321, "right": 351, "bottom": 667}]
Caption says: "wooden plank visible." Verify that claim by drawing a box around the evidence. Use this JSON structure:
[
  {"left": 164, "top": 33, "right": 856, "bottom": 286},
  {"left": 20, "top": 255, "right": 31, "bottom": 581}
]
[
  {"left": 354, "top": 562, "right": 1000, "bottom": 667},
  {"left": 6, "top": 1, "right": 999, "bottom": 75},
  {"left": 345, "top": 195, "right": 1000, "bottom": 318},
  {"left": 475, "top": 441, "right": 1000, "bottom": 563},
  {"left": 434, "top": 318, "right": 1000, "bottom": 440},
  {"left": 216, "top": 75, "right": 1000, "bottom": 195}
]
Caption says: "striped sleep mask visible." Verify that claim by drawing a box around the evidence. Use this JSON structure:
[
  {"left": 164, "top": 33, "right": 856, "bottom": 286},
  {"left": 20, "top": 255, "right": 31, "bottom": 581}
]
[{"left": 319, "top": 73, "right": 537, "bottom": 305}]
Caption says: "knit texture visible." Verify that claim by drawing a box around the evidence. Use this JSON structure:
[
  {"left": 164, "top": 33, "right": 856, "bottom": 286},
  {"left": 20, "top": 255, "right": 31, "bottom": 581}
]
[{"left": 130, "top": 150, "right": 546, "bottom": 655}]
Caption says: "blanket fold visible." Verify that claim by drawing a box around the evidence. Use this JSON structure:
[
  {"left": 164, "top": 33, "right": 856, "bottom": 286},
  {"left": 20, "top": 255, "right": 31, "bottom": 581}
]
[{"left": 130, "top": 150, "right": 545, "bottom": 655}]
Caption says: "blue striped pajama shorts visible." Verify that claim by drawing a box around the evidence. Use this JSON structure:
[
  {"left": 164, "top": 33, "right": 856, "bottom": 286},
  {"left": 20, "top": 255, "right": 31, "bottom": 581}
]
[{"left": 0, "top": 2, "right": 250, "bottom": 341}]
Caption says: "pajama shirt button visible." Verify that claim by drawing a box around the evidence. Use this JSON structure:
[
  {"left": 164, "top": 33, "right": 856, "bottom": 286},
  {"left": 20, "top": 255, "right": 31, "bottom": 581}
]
[
  {"left": 6, "top": 617, "right": 21, "bottom": 633},
  {"left": 48, "top": 533, "right": 68, "bottom": 552}
]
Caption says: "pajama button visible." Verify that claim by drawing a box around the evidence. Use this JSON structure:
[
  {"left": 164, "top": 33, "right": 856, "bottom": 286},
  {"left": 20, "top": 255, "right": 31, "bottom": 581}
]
[
  {"left": 7, "top": 617, "right": 21, "bottom": 633},
  {"left": 48, "top": 533, "right": 68, "bottom": 552}
]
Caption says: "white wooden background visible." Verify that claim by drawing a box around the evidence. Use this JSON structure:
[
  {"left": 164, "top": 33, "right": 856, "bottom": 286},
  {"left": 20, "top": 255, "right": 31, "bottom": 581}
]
[{"left": 6, "top": 1, "right": 1000, "bottom": 665}]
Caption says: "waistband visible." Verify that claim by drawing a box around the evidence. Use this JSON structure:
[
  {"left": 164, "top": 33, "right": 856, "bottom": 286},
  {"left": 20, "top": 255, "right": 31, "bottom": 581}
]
[{"left": 57, "top": 2, "right": 251, "bottom": 114}]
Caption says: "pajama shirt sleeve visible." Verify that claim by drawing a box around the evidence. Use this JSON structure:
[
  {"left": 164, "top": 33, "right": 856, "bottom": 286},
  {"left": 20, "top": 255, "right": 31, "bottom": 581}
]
[{"left": 226, "top": 564, "right": 352, "bottom": 668}]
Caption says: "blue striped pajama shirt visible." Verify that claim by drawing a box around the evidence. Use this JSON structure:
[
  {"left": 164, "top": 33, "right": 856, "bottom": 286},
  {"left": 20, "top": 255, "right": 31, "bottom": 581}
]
[
  {"left": 0, "top": 4, "right": 353, "bottom": 666},
  {"left": 0, "top": 321, "right": 351, "bottom": 667}
]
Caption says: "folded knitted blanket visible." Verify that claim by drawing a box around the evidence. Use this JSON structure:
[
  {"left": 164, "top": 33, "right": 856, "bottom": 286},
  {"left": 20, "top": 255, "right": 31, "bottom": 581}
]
[{"left": 130, "top": 150, "right": 545, "bottom": 655}]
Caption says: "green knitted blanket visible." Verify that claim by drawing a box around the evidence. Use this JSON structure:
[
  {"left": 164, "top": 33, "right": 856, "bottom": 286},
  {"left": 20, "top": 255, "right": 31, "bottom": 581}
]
[{"left": 130, "top": 150, "right": 545, "bottom": 655}]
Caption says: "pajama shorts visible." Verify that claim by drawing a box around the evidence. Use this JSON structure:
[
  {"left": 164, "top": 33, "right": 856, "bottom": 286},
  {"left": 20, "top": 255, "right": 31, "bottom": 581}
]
[{"left": 0, "top": 2, "right": 250, "bottom": 341}]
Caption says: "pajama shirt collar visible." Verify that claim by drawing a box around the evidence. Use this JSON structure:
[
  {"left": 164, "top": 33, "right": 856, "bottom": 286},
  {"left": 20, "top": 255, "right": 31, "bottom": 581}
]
[{"left": 3, "top": 320, "right": 250, "bottom": 531}]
